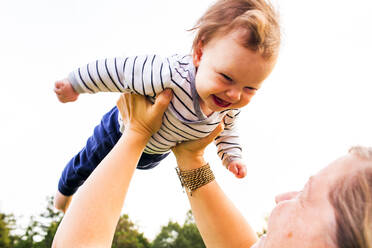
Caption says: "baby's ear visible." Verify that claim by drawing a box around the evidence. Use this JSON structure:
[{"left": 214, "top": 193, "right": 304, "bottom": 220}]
[{"left": 192, "top": 40, "right": 203, "bottom": 67}]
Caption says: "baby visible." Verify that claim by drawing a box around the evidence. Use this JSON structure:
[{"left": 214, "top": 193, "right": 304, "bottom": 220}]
[{"left": 54, "top": 0, "right": 280, "bottom": 212}]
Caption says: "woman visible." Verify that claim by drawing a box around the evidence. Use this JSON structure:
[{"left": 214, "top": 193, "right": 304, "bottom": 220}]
[{"left": 52, "top": 91, "right": 372, "bottom": 248}]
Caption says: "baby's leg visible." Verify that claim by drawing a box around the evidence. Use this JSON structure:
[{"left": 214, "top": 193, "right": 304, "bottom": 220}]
[
  {"left": 57, "top": 106, "right": 122, "bottom": 197},
  {"left": 136, "top": 152, "right": 170, "bottom": 170}
]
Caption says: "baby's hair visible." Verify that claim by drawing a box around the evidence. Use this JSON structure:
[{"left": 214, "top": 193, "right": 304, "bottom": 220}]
[{"left": 190, "top": 0, "right": 280, "bottom": 59}]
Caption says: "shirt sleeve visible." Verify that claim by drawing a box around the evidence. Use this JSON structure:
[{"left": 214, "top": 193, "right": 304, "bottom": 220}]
[
  {"left": 214, "top": 109, "right": 243, "bottom": 167},
  {"left": 68, "top": 55, "right": 173, "bottom": 97}
]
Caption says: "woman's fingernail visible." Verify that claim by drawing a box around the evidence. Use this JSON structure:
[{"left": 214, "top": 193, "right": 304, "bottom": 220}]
[{"left": 164, "top": 88, "right": 172, "bottom": 97}]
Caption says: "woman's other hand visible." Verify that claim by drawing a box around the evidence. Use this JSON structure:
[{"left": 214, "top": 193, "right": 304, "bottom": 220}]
[
  {"left": 116, "top": 89, "right": 173, "bottom": 138},
  {"left": 172, "top": 121, "right": 224, "bottom": 170}
]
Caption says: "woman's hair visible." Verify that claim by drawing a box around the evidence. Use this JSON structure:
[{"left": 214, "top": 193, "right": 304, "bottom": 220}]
[
  {"left": 328, "top": 146, "right": 372, "bottom": 248},
  {"left": 190, "top": 0, "right": 281, "bottom": 59}
]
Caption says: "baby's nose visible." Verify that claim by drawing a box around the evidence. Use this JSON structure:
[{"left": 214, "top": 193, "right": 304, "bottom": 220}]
[{"left": 225, "top": 88, "right": 241, "bottom": 102}]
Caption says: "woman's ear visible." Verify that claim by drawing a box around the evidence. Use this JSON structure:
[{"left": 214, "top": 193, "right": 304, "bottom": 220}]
[{"left": 192, "top": 40, "right": 203, "bottom": 67}]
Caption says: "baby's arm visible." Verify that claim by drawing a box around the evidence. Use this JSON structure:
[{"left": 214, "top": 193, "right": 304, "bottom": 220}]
[
  {"left": 54, "top": 55, "right": 174, "bottom": 102},
  {"left": 65, "top": 55, "right": 174, "bottom": 97},
  {"left": 214, "top": 109, "right": 247, "bottom": 178}
]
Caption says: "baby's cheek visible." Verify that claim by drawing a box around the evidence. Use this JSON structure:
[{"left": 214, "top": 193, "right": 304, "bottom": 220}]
[
  {"left": 241, "top": 95, "right": 253, "bottom": 107},
  {"left": 231, "top": 97, "right": 250, "bottom": 109}
]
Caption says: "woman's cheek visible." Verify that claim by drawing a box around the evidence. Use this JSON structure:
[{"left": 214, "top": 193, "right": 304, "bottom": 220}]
[{"left": 267, "top": 200, "right": 295, "bottom": 229}]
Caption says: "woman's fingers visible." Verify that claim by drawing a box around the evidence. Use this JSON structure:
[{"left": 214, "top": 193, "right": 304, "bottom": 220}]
[
  {"left": 116, "top": 90, "right": 173, "bottom": 136},
  {"left": 152, "top": 89, "right": 173, "bottom": 114},
  {"left": 172, "top": 120, "right": 225, "bottom": 155},
  {"left": 116, "top": 94, "right": 130, "bottom": 124},
  {"left": 198, "top": 122, "right": 225, "bottom": 147}
]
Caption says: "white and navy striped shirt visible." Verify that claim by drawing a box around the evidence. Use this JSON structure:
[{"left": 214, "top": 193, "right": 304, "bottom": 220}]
[{"left": 69, "top": 54, "right": 242, "bottom": 166}]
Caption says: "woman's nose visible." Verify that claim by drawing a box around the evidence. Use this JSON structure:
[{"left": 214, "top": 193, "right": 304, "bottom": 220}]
[
  {"left": 275, "top": 191, "right": 300, "bottom": 204},
  {"left": 225, "top": 87, "right": 241, "bottom": 102}
]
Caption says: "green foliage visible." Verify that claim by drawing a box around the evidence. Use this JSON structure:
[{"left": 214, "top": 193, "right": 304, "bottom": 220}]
[
  {"left": 35, "top": 196, "right": 63, "bottom": 247},
  {"left": 0, "top": 213, "right": 15, "bottom": 248},
  {"left": 8, "top": 196, "right": 63, "bottom": 248},
  {"left": 151, "top": 210, "right": 205, "bottom": 248},
  {"left": 112, "top": 214, "right": 150, "bottom": 248},
  {"left": 1, "top": 197, "right": 209, "bottom": 248},
  {"left": 257, "top": 215, "right": 268, "bottom": 238}
]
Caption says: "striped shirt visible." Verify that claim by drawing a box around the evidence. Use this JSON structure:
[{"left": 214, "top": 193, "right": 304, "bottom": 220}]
[{"left": 69, "top": 54, "right": 242, "bottom": 166}]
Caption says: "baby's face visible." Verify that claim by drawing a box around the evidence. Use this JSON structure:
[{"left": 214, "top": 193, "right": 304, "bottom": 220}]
[{"left": 193, "top": 30, "right": 276, "bottom": 115}]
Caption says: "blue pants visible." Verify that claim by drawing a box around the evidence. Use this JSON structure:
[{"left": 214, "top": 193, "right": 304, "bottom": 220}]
[{"left": 58, "top": 106, "right": 170, "bottom": 196}]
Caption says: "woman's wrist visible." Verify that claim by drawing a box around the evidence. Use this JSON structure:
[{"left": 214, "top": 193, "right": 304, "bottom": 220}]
[
  {"left": 122, "top": 128, "right": 151, "bottom": 148},
  {"left": 176, "top": 163, "right": 215, "bottom": 196},
  {"left": 176, "top": 155, "right": 207, "bottom": 171}
]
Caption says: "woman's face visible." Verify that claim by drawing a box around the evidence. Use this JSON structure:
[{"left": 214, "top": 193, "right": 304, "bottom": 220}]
[{"left": 252, "top": 154, "right": 371, "bottom": 248}]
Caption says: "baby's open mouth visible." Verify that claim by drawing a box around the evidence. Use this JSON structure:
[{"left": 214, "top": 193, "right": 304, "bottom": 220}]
[{"left": 213, "top": 95, "right": 231, "bottom": 108}]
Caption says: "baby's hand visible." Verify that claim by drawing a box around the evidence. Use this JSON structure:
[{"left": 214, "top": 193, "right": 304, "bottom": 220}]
[
  {"left": 54, "top": 78, "right": 79, "bottom": 103},
  {"left": 227, "top": 159, "right": 247, "bottom": 178}
]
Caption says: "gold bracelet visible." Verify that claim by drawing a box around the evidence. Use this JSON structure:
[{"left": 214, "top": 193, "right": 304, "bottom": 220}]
[{"left": 175, "top": 164, "right": 215, "bottom": 196}]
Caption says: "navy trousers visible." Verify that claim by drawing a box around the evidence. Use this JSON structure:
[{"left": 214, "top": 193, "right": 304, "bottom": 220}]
[{"left": 58, "top": 106, "right": 170, "bottom": 196}]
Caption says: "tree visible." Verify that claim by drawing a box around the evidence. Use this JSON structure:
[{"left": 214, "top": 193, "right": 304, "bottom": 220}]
[
  {"left": 152, "top": 210, "right": 205, "bottom": 248},
  {"left": 37, "top": 196, "right": 63, "bottom": 247},
  {"left": 256, "top": 215, "right": 268, "bottom": 238},
  {"left": 11, "top": 196, "right": 63, "bottom": 248},
  {"left": 112, "top": 214, "right": 151, "bottom": 248},
  {"left": 12, "top": 216, "right": 40, "bottom": 248},
  {"left": 0, "top": 213, "right": 14, "bottom": 248},
  {"left": 151, "top": 221, "right": 181, "bottom": 248}
]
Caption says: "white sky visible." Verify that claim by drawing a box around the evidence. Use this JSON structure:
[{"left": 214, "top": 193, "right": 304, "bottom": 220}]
[{"left": 0, "top": 0, "right": 371, "bottom": 240}]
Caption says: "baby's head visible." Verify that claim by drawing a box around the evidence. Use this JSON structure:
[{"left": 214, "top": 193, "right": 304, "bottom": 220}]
[{"left": 190, "top": 0, "right": 280, "bottom": 115}]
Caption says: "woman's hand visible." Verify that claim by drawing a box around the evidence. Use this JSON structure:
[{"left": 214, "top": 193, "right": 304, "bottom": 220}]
[
  {"left": 172, "top": 122, "right": 224, "bottom": 170},
  {"left": 172, "top": 121, "right": 258, "bottom": 248},
  {"left": 53, "top": 90, "right": 173, "bottom": 248},
  {"left": 116, "top": 89, "right": 173, "bottom": 139}
]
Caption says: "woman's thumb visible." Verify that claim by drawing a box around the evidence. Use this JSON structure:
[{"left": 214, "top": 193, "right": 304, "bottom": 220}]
[
  {"left": 199, "top": 121, "right": 225, "bottom": 146},
  {"left": 153, "top": 89, "right": 173, "bottom": 113}
]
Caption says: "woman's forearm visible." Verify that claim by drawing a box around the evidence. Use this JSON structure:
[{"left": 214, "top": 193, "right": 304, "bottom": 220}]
[
  {"left": 53, "top": 130, "right": 148, "bottom": 247},
  {"left": 178, "top": 160, "right": 258, "bottom": 248}
]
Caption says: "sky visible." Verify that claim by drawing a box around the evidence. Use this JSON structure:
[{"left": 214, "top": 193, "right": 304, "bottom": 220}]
[{"left": 1, "top": 0, "right": 372, "bottom": 240}]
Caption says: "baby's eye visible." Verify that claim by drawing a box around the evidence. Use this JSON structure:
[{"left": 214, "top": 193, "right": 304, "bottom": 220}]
[
  {"left": 244, "top": 86, "right": 257, "bottom": 94},
  {"left": 221, "top": 73, "right": 233, "bottom": 82}
]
